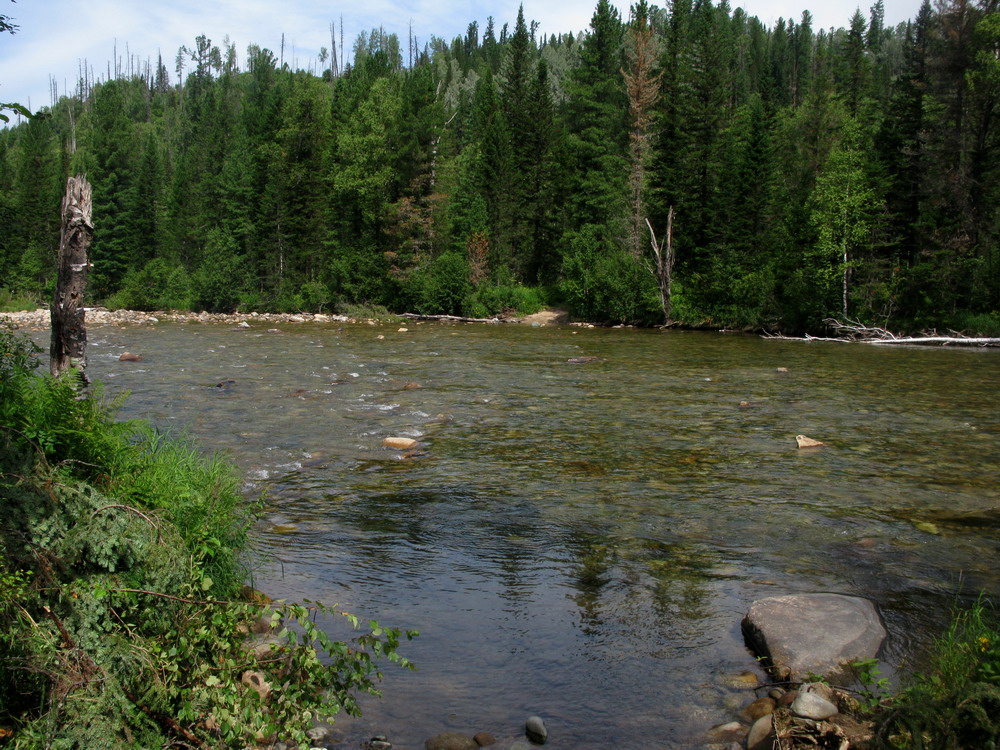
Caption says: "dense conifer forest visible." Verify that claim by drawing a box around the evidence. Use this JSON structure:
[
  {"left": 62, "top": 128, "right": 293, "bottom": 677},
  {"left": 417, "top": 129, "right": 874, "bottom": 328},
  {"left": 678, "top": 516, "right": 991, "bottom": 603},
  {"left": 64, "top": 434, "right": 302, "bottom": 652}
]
[{"left": 1, "top": 0, "right": 998, "bottom": 332}]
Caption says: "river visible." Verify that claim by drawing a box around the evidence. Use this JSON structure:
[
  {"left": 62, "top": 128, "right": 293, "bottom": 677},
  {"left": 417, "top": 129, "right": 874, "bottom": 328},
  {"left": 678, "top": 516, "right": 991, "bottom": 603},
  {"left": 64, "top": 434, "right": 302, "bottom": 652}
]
[{"left": 26, "top": 318, "right": 1000, "bottom": 748}]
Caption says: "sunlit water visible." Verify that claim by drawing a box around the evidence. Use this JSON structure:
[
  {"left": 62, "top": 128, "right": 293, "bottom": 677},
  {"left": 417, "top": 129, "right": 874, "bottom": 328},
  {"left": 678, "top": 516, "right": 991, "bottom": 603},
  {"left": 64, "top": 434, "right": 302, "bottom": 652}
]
[{"left": 27, "top": 320, "right": 1000, "bottom": 748}]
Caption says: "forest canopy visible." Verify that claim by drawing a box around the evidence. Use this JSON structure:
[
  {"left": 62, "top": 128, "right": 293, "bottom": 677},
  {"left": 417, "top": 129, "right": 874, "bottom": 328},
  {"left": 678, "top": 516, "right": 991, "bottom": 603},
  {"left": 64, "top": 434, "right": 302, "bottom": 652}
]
[{"left": 1, "top": 0, "right": 998, "bottom": 333}]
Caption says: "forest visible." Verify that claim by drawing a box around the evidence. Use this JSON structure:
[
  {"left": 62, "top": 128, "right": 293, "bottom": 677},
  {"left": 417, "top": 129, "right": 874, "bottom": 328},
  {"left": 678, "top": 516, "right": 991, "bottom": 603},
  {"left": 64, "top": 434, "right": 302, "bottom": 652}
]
[{"left": 1, "top": 0, "right": 998, "bottom": 333}]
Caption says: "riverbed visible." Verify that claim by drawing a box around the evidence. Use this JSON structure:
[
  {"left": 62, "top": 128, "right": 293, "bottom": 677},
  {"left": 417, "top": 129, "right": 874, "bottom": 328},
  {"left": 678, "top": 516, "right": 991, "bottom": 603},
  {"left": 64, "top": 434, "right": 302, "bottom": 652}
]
[{"left": 14, "top": 315, "right": 1000, "bottom": 748}]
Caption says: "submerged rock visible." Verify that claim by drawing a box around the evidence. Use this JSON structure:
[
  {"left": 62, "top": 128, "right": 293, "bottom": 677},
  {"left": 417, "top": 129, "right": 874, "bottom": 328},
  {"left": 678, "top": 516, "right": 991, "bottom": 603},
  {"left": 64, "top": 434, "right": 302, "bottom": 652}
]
[
  {"left": 424, "top": 732, "right": 478, "bottom": 750},
  {"left": 119, "top": 352, "right": 142, "bottom": 362}
]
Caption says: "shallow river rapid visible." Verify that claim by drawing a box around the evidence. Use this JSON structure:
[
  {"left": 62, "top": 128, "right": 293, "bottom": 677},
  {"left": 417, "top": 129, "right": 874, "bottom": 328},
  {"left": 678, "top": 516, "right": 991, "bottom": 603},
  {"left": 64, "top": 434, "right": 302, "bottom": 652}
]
[{"left": 31, "top": 319, "right": 1000, "bottom": 748}]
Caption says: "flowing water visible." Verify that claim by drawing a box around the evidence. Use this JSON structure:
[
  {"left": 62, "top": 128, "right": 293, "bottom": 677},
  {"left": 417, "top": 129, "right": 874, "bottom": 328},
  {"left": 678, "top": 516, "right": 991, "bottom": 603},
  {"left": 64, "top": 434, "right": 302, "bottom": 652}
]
[{"left": 29, "top": 319, "right": 1000, "bottom": 748}]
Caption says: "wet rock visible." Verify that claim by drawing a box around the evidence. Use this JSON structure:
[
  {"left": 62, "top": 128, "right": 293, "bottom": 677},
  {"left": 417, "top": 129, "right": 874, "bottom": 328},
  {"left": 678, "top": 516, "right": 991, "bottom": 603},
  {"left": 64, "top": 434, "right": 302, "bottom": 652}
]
[
  {"left": 742, "top": 593, "right": 886, "bottom": 683},
  {"left": 403, "top": 382, "right": 422, "bottom": 390},
  {"left": 525, "top": 716, "right": 547, "bottom": 744},
  {"left": 707, "top": 721, "right": 746, "bottom": 742},
  {"left": 776, "top": 367, "right": 789, "bottom": 372},
  {"left": 791, "top": 691, "right": 839, "bottom": 720},
  {"left": 768, "top": 688, "right": 785, "bottom": 701},
  {"left": 473, "top": 731, "right": 496, "bottom": 746},
  {"left": 398, "top": 327, "right": 409, "bottom": 332},
  {"left": 119, "top": 352, "right": 142, "bottom": 361},
  {"left": 778, "top": 690, "right": 798, "bottom": 707},
  {"left": 237, "top": 321, "right": 251, "bottom": 328},
  {"left": 739, "top": 400, "right": 751, "bottom": 408},
  {"left": 746, "top": 715, "right": 775, "bottom": 750},
  {"left": 795, "top": 434, "right": 825, "bottom": 448},
  {"left": 214, "top": 379, "right": 236, "bottom": 389},
  {"left": 424, "top": 732, "right": 478, "bottom": 750},
  {"left": 742, "top": 696, "right": 777, "bottom": 721},
  {"left": 566, "top": 356, "right": 599, "bottom": 364},
  {"left": 383, "top": 437, "right": 419, "bottom": 450},
  {"left": 800, "top": 681, "right": 835, "bottom": 703}
]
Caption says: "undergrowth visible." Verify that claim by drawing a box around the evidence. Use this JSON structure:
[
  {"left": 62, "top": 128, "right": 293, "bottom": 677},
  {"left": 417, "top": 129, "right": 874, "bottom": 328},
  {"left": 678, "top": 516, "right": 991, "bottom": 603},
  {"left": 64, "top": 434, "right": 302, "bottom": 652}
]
[
  {"left": 873, "top": 594, "right": 1000, "bottom": 749},
  {"left": 0, "top": 323, "right": 416, "bottom": 748}
]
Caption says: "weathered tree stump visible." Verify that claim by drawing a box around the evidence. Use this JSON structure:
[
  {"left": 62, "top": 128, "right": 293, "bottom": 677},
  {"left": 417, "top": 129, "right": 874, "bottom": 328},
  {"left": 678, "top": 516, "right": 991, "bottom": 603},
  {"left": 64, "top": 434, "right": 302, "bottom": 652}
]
[{"left": 50, "top": 175, "right": 93, "bottom": 382}]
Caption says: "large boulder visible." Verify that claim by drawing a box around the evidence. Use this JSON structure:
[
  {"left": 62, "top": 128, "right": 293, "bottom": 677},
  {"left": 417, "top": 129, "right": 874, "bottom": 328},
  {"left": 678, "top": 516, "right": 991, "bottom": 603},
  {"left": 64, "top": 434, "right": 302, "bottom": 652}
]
[{"left": 742, "top": 594, "right": 886, "bottom": 683}]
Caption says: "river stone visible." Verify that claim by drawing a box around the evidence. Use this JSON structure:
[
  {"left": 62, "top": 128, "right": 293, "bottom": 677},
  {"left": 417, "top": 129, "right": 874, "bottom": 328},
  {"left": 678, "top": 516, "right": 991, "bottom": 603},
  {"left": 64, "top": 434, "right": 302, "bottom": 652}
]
[
  {"left": 742, "top": 696, "right": 776, "bottom": 721},
  {"left": 525, "top": 716, "right": 547, "bottom": 744},
  {"left": 424, "top": 732, "right": 478, "bottom": 750},
  {"left": 742, "top": 594, "right": 886, "bottom": 682},
  {"left": 119, "top": 351, "right": 142, "bottom": 361},
  {"left": 383, "top": 437, "right": 419, "bottom": 450},
  {"left": 745, "top": 715, "right": 775, "bottom": 750},
  {"left": 791, "top": 690, "right": 839, "bottom": 720}
]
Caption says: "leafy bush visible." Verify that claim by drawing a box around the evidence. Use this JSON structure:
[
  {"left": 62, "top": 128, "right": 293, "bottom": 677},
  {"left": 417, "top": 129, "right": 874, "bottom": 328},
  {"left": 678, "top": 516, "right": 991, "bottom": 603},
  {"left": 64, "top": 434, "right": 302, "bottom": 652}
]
[
  {"left": 873, "top": 595, "right": 1000, "bottom": 749},
  {"left": 106, "top": 257, "right": 193, "bottom": 311},
  {"left": 463, "top": 282, "right": 547, "bottom": 318},
  {"left": 0, "top": 328, "right": 416, "bottom": 747},
  {"left": 560, "top": 225, "right": 660, "bottom": 324},
  {"left": 410, "top": 251, "right": 472, "bottom": 316}
]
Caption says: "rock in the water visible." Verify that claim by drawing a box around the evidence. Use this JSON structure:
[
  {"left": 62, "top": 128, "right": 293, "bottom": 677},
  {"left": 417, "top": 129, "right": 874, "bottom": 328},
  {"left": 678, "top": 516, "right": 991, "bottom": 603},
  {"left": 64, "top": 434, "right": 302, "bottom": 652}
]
[
  {"left": 566, "top": 356, "right": 599, "bottom": 364},
  {"left": 473, "top": 731, "right": 496, "bottom": 747},
  {"left": 742, "top": 696, "right": 777, "bottom": 721},
  {"left": 706, "top": 721, "right": 747, "bottom": 743},
  {"left": 119, "top": 352, "right": 142, "bottom": 362},
  {"left": 746, "top": 715, "right": 775, "bottom": 750},
  {"left": 424, "top": 732, "right": 478, "bottom": 750},
  {"left": 383, "top": 437, "right": 419, "bottom": 450},
  {"left": 791, "top": 690, "right": 839, "bottom": 720},
  {"left": 796, "top": 434, "right": 825, "bottom": 448},
  {"left": 525, "top": 716, "right": 547, "bottom": 744},
  {"left": 742, "top": 593, "right": 886, "bottom": 682}
]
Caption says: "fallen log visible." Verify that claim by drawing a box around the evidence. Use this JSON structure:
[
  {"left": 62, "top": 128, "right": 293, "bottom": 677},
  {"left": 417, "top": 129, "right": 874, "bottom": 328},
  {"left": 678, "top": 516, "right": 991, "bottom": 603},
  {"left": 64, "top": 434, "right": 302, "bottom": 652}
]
[{"left": 763, "top": 318, "right": 1000, "bottom": 347}]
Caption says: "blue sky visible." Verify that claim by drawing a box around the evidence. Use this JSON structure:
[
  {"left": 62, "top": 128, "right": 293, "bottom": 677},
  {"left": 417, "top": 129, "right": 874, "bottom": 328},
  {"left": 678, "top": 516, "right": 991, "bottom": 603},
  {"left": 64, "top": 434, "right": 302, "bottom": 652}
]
[{"left": 2, "top": 0, "right": 922, "bottom": 117}]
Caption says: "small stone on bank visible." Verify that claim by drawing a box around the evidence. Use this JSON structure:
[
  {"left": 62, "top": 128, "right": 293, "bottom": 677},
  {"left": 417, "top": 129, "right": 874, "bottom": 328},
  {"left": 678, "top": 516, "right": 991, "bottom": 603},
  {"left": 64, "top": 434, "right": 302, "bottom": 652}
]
[
  {"left": 791, "top": 690, "right": 839, "bottom": 720},
  {"left": 525, "top": 716, "right": 547, "bottom": 744}
]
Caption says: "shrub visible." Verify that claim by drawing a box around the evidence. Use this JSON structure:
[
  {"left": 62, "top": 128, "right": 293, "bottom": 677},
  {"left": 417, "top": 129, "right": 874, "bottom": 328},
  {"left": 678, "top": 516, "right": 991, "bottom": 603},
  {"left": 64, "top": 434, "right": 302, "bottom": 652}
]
[
  {"left": 0, "top": 328, "right": 416, "bottom": 747},
  {"left": 873, "top": 595, "right": 1000, "bottom": 749}
]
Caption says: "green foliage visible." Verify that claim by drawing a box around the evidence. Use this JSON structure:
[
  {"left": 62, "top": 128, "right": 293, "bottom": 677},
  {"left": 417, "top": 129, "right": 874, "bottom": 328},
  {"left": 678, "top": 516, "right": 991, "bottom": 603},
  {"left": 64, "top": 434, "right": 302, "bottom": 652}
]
[
  {"left": 0, "top": 329, "right": 416, "bottom": 746},
  {"left": 105, "top": 258, "right": 193, "bottom": 311},
  {"left": 410, "top": 251, "right": 472, "bottom": 315},
  {"left": 560, "top": 224, "right": 659, "bottom": 324},
  {"left": 873, "top": 595, "right": 1000, "bottom": 749},
  {"left": 464, "top": 279, "right": 548, "bottom": 318},
  {"left": 852, "top": 657, "right": 893, "bottom": 713}
]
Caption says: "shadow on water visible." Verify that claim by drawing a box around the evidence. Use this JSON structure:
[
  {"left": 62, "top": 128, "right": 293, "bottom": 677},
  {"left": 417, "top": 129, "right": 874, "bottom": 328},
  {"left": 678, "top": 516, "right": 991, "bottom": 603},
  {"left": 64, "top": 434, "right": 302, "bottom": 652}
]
[{"left": 32, "top": 321, "right": 1000, "bottom": 748}]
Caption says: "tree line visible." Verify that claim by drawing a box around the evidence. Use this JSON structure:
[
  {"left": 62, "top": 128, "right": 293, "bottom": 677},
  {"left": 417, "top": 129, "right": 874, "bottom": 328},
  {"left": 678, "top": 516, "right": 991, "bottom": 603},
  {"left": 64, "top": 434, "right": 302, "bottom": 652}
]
[{"left": 1, "top": 0, "right": 998, "bottom": 332}]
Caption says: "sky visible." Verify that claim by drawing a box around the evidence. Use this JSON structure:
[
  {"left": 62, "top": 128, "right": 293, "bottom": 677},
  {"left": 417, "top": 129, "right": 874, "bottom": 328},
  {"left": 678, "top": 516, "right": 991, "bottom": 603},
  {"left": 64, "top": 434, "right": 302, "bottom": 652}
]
[{"left": 1, "top": 0, "right": 923, "bottom": 118}]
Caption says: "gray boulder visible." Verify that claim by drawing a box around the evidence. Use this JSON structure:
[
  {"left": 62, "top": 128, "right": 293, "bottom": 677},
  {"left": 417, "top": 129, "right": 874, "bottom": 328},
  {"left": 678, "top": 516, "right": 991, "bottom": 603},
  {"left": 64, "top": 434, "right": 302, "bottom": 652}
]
[{"left": 742, "top": 593, "right": 886, "bottom": 683}]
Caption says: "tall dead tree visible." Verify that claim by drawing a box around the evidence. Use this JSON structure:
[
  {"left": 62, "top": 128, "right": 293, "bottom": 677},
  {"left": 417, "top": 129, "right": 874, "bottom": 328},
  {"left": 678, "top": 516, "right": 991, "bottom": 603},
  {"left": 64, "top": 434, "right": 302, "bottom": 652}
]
[
  {"left": 622, "top": 0, "right": 661, "bottom": 259},
  {"left": 50, "top": 175, "right": 93, "bottom": 382}
]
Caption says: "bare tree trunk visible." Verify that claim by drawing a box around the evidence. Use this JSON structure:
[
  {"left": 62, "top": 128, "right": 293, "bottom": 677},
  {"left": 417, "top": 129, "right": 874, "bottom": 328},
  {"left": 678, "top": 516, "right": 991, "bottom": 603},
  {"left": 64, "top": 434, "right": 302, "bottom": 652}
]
[
  {"left": 50, "top": 175, "right": 93, "bottom": 382},
  {"left": 645, "top": 208, "right": 674, "bottom": 324}
]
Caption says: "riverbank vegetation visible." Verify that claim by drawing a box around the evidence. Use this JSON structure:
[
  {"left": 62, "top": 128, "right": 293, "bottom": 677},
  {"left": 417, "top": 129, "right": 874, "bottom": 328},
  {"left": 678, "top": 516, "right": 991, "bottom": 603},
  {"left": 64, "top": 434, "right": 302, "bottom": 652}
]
[
  {"left": 1, "top": 0, "right": 998, "bottom": 333},
  {"left": 0, "top": 325, "right": 416, "bottom": 747}
]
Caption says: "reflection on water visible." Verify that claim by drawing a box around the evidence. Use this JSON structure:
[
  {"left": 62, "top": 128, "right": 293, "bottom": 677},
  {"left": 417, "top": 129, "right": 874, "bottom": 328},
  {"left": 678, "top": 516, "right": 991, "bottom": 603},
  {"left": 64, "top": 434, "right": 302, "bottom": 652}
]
[{"left": 31, "top": 321, "right": 1000, "bottom": 748}]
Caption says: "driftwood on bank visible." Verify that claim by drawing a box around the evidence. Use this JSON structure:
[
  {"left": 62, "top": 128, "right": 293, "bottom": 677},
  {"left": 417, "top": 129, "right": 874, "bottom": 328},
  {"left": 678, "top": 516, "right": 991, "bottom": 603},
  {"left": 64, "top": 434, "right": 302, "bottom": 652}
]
[
  {"left": 764, "top": 318, "right": 1000, "bottom": 347},
  {"left": 50, "top": 175, "right": 94, "bottom": 380},
  {"left": 401, "top": 313, "right": 508, "bottom": 324}
]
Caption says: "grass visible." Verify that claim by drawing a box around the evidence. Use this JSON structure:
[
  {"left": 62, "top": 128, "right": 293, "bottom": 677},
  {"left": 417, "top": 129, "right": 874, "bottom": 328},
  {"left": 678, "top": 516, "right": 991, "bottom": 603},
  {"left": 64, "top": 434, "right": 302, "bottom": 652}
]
[{"left": 873, "top": 594, "right": 1000, "bottom": 748}]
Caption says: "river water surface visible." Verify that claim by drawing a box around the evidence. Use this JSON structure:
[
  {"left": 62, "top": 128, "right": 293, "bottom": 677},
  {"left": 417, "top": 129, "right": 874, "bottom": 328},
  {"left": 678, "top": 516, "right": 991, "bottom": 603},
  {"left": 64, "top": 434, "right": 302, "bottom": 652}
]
[{"left": 30, "top": 319, "right": 1000, "bottom": 748}]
